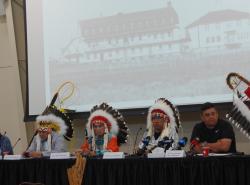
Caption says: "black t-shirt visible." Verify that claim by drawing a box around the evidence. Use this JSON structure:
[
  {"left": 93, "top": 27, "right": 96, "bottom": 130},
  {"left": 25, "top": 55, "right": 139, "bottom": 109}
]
[{"left": 190, "top": 119, "right": 236, "bottom": 153}]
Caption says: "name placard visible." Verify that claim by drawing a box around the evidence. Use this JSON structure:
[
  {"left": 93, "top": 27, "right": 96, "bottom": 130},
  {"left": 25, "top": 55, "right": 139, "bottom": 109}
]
[
  {"left": 50, "top": 152, "right": 70, "bottom": 159},
  {"left": 103, "top": 152, "right": 124, "bottom": 159},
  {"left": 4, "top": 155, "right": 23, "bottom": 160},
  {"left": 165, "top": 150, "right": 186, "bottom": 158},
  {"left": 147, "top": 152, "right": 165, "bottom": 158}
]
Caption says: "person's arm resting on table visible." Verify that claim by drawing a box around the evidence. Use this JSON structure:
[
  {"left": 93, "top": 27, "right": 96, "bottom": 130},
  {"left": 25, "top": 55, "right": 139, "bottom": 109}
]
[{"left": 206, "top": 138, "right": 231, "bottom": 153}]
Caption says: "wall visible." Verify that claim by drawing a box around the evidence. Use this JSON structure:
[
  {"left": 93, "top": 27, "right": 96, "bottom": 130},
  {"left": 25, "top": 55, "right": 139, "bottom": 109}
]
[{"left": 0, "top": 0, "right": 27, "bottom": 154}]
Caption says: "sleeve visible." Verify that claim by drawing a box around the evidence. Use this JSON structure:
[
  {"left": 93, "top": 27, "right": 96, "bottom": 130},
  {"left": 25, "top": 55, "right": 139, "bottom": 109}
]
[
  {"left": 190, "top": 124, "right": 201, "bottom": 142},
  {"left": 138, "top": 140, "right": 144, "bottom": 149},
  {"left": 3, "top": 137, "right": 13, "bottom": 155},
  {"left": 170, "top": 129, "right": 179, "bottom": 150},
  {"left": 41, "top": 134, "right": 65, "bottom": 157},
  {"left": 138, "top": 131, "right": 148, "bottom": 149},
  {"left": 80, "top": 137, "right": 90, "bottom": 152},
  {"left": 220, "top": 122, "right": 235, "bottom": 140},
  {"left": 51, "top": 134, "right": 65, "bottom": 153},
  {"left": 106, "top": 137, "right": 119, "bottom": 152}
]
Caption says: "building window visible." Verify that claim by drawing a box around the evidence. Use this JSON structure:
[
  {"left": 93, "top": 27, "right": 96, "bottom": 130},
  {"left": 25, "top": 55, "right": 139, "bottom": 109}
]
[
  {"left": 226, "top": 22, "right": 232, "bottom": 28},
  {"left": 215, "top": 24, "right": 220, "bottom": 30},
  {"left": 211, "top": 37, "right": 215, "bottom": 43},
  {"left": 236, "top": 20, "right": 241, "bottom": 26},
  {"left": 205, "top": 25, "right": 209, "bottom": 32},
  {"left": 217, "top": 36, "right": 221, "bottom": 42}
]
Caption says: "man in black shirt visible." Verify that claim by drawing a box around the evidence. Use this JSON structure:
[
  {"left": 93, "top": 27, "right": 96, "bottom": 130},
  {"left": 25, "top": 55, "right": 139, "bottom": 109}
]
[{"left": 190, "top": 102, "right": 236, "bottom": 153}]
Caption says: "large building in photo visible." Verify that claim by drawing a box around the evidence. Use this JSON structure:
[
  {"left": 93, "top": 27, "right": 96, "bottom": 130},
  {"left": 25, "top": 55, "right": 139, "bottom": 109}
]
[
  {"left": 186, "top": 9, "right": 250, "bottom": 51},
  {"left": 61, "top": 2, "right": 187, "bottom": 64},
  {"left": 59, "top": 5, "right": 250, "bottom": 65}
]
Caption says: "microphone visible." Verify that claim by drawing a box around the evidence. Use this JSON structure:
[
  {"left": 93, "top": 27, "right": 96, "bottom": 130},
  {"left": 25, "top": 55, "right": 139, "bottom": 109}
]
[
  {"left": 162, "top": 138, "right": 174, "bottom": 152},
  {"left": 141, "top": 136, "right": 151, "bottom": 149},
  {"left": 157, "top": 137, "right": 174, "bottom": 152},
  {"left": 12, "top": 138, "right": 21, "bottom": 150},
  {"left": 178, "top": 137, "right": 188, "bottom": 148},
  {"left": 244, "top": 86, "right": 250, "bottom": 98},
  {"left": 190, "top": 137, "right": 200, "bottom": 150},
  {"left": 133, "top": 127, "right": 142, "bottom": 154},
  {"left": 25, "top": 130, "right": 38, "bottom": 151},
  {"left": 135, "top": 134, "right": 151, "bottom": 156}
]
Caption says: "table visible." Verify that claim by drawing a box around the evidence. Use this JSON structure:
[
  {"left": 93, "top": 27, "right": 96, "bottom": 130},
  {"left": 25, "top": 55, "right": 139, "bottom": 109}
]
[
  {"left": 1, "top": 155, "right": 250, "bottom": 185},
  {"left": 83, "top": 155, "right": 250, "bottom": 185},
  {"left": 0, "top": 158, "right": 74, "bottom": 185}
]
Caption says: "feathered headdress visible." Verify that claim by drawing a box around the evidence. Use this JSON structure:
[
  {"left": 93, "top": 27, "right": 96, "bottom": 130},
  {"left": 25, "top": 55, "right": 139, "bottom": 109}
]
[
  {"left": 226, "top": 72, "right": 250, "bottom": 139},
  {"left": 36, "top": 92, "right": 74, "bottom": 141},
  {"left": 86, "top": 102, "right": 128, "bottom": 146},
  {"left": 146, "top": 98, "right": 181, "bottom": 142}
]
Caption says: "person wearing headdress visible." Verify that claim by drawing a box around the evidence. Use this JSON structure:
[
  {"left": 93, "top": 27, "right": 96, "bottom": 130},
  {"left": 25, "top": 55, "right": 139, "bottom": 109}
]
[
  {"left": 137, "top": 98, "right": 181, "bottom": 155},
  {"left": 80, "top": 103, "right": 129, "bottom": 156},
  {"left": 0, "top": 131, "right": 13, "bottom": 155},
  {"left": 24, "top": 94, "right": 74, "bottom": 158}
]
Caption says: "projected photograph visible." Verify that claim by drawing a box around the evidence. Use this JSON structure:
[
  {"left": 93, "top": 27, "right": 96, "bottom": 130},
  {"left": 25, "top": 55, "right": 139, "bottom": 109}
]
[{"left": 26, "top": 0, "right": 250, "bottom": 114}]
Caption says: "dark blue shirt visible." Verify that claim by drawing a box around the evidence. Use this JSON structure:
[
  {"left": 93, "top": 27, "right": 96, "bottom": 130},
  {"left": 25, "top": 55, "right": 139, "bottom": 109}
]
[{"left": 0, "top": 135, "right": 13, "bottom": 155}]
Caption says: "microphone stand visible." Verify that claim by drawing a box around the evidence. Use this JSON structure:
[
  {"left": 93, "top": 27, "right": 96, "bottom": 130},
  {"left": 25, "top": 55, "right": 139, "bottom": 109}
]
[
  {"left": 25, "top": 131, "right": 38, "bottom": 151},
  {"left": 12, "top": 138, "right": 21, "bottom": 150}
]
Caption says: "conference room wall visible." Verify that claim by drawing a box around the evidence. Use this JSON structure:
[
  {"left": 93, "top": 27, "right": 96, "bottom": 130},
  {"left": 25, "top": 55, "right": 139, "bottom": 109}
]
[
  {"left": 0, "top": 0, "right": 27, "bottom": 154},
  {"left": 4, "top": 0, "right": 250, "bottom": 155}
]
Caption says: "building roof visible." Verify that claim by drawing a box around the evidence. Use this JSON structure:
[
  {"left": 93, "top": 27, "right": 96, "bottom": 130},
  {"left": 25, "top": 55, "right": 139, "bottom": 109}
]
[
  {"left": 79, "top": 2, "right": 179, "bottom": 40},
  {"left": 187, "top": 9, "right": 250, "bottom": 28}
]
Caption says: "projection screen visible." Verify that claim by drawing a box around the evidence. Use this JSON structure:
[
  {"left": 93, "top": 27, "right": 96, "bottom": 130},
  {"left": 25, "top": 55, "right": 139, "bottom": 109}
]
[{"left": 25, "top": 0, "right": 250, "bottom": 116}]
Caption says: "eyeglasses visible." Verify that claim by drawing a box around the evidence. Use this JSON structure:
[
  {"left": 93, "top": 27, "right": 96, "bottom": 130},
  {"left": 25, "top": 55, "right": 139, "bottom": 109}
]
[
  {"left": 38, "top": 127, "right": 49, "bottom": 133},
  {"left": 151, "top": 113, "right": 165, "bottom": 120},
  {"left": 151, "top": 113, "right": 170, "bottom": 123}
]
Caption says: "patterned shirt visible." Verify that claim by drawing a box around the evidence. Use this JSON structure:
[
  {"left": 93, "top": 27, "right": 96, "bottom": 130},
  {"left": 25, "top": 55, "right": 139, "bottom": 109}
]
[
  {"left": 27, "top": 131, "right": 65, "bottom": 156},
  {"left": 0, "top": 135, "right": 13, "bottom": 155}
]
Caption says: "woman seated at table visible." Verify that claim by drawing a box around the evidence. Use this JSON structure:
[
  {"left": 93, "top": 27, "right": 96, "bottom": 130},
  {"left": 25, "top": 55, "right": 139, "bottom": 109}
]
[{"left": 80, "top": 103, "right": 129, "bottom": 156}]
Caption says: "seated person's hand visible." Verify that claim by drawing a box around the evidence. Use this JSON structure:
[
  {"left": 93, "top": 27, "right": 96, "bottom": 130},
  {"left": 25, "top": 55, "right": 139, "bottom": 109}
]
[
  {"left": 135, "top": 148, "right": 146, "bottom": 156},
  {"left": 29, "top": 151, "right": 42, "bottom": 158},
  {"left": 89, "top": 151, "right": 96, "bottom": 156},
  {"left": 2, "top": 151, "right": 10, "bottom": 156},
  {"left": 82, "top": 148, "right": 96, "bottom": 156},
  {"left": 22, "top": 151, "right": 30, "bottom": 158}
]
